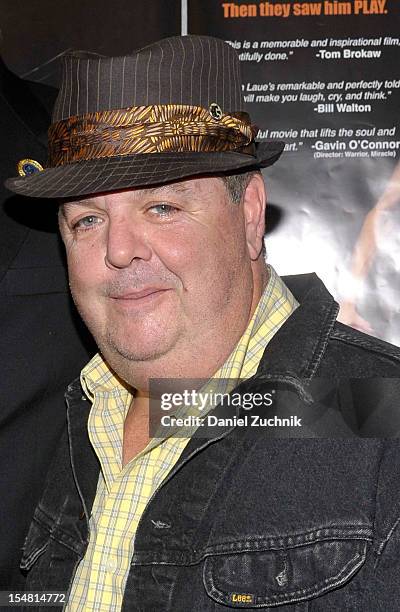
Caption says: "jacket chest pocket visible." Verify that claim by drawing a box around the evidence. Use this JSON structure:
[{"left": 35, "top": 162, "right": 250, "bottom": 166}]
[{"left": 202, "top": 531, "right": 370, "bottom": 608}]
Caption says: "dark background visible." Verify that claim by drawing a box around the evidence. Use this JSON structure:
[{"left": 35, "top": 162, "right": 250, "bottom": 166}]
[{"left": 1, "top": 0, "right": 180, "bottom": 86}]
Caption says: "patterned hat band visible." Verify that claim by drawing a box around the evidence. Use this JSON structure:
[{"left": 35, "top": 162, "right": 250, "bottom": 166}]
[{"left": 47, "top": 103, "right": 258, "bottom": 167}]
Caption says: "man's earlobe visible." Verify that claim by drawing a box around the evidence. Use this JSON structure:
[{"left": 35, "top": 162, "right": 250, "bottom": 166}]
[{"left": 243, "top": 174, "right": 267, "bottom": 260}]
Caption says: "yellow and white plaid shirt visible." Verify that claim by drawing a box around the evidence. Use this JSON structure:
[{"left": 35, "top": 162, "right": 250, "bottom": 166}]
[{"left": 66, "top": 265, "right": 298, "bottom": 611}]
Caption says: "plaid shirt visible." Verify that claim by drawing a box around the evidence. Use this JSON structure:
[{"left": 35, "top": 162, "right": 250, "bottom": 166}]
[{"left": 65, "top": 265, "right": 298, "bottom": 611}]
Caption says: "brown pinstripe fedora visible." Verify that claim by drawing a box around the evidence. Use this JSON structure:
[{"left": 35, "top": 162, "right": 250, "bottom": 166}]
[{"left": 6, "top": 35, "right": 285, "bottom": 199}]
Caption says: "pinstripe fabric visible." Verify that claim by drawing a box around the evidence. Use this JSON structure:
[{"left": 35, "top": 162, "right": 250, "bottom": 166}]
[
  {"left": 55, "top": 36, "right": 242, "bottom": 122},
  {"left": 65, "top": 266, "right": 298, "bottom": 611},
  {"left": 8, "top": 146, "right": 284, "bottom": 199},
  {"left": 7, "top": 36, "right": 285, "bottom": 198}
]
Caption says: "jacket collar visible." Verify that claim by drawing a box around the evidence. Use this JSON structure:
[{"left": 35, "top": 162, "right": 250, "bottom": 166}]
[
  {"left": 65, "top": 380, "right": 99, "bottom": 521},
  {"left": 255, "top": 272, "right": 339, "bottom": 386}
]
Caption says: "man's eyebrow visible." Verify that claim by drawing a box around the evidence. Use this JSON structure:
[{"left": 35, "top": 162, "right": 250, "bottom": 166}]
[
  {"left": 58, "top": 199, "right": 95, "bottom": 219},
  {"left": 59, "top": 183, "right": 192, "bottom": 214},
  {"left": 140, "top": 183, "right": 192, "bottom": 196}
]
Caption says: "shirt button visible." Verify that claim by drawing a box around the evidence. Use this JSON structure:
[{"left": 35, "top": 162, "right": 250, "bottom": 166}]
[{"left": 106, "top": 556, "right": 117, "bottom": 572}]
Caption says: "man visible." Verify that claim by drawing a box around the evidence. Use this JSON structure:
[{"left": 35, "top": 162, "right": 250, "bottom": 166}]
[
  {"left": 6, "top": 35, "right": 400, "bottom": 611},
  {"left": 0, "top": 56, "right": 94, "bottom": 590}
]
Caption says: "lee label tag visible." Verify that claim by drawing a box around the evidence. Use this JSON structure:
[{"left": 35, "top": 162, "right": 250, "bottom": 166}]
[{"left": 231, "top": 593, "right": 254, "bottom": 604}]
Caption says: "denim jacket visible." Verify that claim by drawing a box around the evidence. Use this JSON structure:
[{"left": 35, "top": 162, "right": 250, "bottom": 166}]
[{"left": 21, "top": 273, "right": 400, "bottom": 610}]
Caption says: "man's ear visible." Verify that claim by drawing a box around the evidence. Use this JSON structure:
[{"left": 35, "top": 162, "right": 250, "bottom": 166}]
[{"left": 242, "top": 173, "right": 267, "bottom": 260}]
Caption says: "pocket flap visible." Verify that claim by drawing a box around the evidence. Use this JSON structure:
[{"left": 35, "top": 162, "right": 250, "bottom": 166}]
[
  {"left": 20, "top": 520, "right": 50, "bottom": 571},
  {"left": 203, "top": 537, "right": 368, "bottom": 607}
]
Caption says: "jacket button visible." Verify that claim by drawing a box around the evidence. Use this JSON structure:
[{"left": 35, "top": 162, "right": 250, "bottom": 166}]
[{"left": 79, "top": 510, "right": 85, "bottom": 520}]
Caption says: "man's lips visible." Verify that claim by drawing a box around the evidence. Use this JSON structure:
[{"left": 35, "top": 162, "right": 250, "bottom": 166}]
[{"left": 109, "top": 287, "right": 171, "bottom": 301}]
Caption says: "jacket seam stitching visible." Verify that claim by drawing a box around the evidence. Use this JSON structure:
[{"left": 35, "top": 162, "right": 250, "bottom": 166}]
[
  {"left": 301, "top": 302, "right": 339, "bottom": 379},
  {"left": 331, "top": 329, "right": 400, "bottom": 362},
  {"left": 33, "top": 513, "right": 85, "bottom": 556}
]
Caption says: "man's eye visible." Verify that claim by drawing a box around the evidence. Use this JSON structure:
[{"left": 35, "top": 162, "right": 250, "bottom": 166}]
[
  {"left": 148, "top": 203, "right": 178, "bottom": 218},
  {"left": 72, "top": 215, "right": 103, "bottom": 231}
]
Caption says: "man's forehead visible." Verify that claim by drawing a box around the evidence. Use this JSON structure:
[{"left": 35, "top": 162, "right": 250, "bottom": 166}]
[{"left": 59, "top": 176, "right": 223, "bottom": 208}]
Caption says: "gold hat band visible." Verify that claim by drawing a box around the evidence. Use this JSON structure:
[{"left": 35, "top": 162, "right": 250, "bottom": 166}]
[{"left": 47, "top": 104, "right": 258, "bottom": 167}]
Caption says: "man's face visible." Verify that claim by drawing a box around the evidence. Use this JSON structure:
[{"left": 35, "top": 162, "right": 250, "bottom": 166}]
[{"left": 59, "top": 176, "right": 261, "bottom": 382}]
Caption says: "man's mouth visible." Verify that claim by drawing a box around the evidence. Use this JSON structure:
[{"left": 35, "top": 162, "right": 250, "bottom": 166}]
[{"left": 110, "top": 287, "right": 171, "bottom": 302}]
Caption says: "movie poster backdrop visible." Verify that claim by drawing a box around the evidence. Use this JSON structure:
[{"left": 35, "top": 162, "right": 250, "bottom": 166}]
[{"left": 189, "top": 0, "right": 400, "bottom": 345}]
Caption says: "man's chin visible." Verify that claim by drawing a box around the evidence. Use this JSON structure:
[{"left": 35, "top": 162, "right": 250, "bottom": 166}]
[
  {"left": 100, "top": 332, "right": 176, "bottom": 365},
  {"left": 110, "top": 344, "right": 167, "bottom": 363}
]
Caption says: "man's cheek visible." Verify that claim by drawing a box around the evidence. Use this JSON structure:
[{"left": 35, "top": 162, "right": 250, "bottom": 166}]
[
  {"left": 68, "top": 270, "right": 98, "bottom": 313},
  {"left": 156, "top": 238, "right": 199, "bottom": 282}
]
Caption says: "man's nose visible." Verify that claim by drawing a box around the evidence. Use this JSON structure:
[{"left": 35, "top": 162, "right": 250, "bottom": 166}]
[{"left": 104, "top": 218, "right": 152, "bottom": 269}]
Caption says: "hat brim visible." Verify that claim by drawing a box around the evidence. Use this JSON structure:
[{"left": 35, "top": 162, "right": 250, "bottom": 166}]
[{"left": 5, "top": 141, "right": 285, "bottom": 199}]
